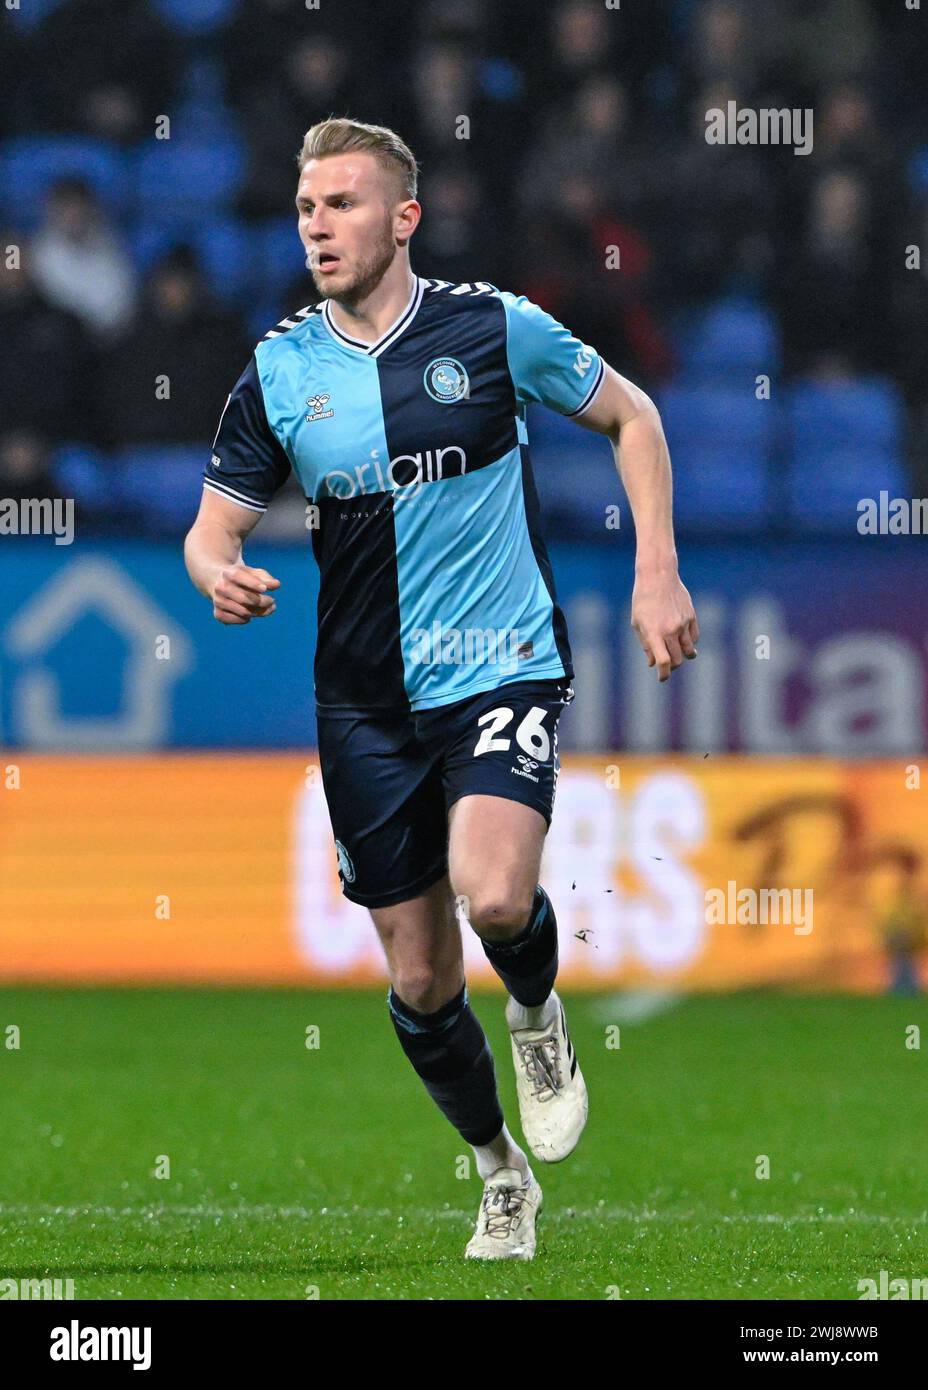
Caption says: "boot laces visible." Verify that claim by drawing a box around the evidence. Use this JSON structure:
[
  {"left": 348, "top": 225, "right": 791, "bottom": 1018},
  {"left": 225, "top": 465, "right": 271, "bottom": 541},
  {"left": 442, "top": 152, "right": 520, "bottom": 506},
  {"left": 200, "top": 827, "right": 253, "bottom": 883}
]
[
  {"left": 517, "top": 1033, "right": 562, "bottom": 1101},
  {"left": 482, "top": 1181, "right": 528, "bottom": 1239}
]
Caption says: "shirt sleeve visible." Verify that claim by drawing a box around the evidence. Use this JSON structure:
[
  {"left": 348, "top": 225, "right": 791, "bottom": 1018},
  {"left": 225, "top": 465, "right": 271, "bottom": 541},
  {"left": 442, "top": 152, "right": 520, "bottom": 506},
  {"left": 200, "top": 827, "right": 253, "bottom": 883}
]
[
  {"left": 203, "top": 356, "right": 292, "bottom": 513},
  {"left": 499, "top": 291, "right": 605, "bottom": 417}
]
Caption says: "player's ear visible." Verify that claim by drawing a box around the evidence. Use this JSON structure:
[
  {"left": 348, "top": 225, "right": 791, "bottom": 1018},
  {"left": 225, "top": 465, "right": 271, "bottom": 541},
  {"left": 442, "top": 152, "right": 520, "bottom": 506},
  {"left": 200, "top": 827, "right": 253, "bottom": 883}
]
[{"left": 395, "top": 200, "right": 421, "bottom": 241}]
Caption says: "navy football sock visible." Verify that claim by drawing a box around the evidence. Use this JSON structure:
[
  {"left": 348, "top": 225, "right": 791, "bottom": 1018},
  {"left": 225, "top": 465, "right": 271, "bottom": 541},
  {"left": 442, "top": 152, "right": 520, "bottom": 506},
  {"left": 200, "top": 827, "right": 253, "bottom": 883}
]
[
  {"left": 479, "top": 884, "right": 559, "bottom": 1008},
  {"left": 388, "top": 984, "right": 504, "bottom": 1146}
]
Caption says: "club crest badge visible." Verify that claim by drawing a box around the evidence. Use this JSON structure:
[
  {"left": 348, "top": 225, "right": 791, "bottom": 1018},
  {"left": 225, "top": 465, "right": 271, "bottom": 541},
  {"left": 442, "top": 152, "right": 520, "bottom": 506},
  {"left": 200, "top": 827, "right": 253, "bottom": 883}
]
[
  {"left": 424, "top": 358, "right": 469, "bottom": 403},
  {"left": 334, "top": 839, "right": 356, "bottom": 883}
]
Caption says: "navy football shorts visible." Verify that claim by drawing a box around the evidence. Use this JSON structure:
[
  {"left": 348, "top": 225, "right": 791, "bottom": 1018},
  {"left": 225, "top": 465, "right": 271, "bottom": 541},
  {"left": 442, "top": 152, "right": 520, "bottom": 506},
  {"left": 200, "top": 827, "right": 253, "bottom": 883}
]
[{"left": 315, "top": 677, "right": 575, "bottom": 909}]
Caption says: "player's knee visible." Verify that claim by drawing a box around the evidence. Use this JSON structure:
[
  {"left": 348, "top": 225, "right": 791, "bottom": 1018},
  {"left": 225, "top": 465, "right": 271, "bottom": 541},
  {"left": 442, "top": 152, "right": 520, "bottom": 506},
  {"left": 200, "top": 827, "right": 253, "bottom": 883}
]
[
  {"left": 391, "top": 967, "right": 449, "bottom": 1015},
  {"left": 466, "top": 891, "right": 535, "bottom": 942}
]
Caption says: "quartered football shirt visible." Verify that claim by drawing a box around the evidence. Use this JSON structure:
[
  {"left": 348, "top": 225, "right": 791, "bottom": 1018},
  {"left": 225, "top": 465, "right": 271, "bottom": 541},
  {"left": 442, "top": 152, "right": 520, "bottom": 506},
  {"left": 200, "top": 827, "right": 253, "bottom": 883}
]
[{"left": 202, "top": 276, "right": 605, "bottom": 713}]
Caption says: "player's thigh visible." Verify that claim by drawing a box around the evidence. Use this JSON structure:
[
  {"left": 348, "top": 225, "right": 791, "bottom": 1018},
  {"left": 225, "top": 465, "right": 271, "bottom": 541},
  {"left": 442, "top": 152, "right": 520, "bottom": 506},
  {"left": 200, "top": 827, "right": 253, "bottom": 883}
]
[
  {"left": 316, "top": 709, "right": 448, "bottom": 910},
  {"left": 437, "top": 677, "right": 574, "bottom": 932},
  {"left": 369, "top": 872, "right": 464, "bottom": 1012}
]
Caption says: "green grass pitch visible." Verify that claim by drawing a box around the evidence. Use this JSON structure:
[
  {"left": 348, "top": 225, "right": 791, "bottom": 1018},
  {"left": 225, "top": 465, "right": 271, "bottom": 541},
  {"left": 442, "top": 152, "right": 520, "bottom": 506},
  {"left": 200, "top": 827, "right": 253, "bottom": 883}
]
[{"left": 0, "top": 988, "right": 926, "bottom": 1300}]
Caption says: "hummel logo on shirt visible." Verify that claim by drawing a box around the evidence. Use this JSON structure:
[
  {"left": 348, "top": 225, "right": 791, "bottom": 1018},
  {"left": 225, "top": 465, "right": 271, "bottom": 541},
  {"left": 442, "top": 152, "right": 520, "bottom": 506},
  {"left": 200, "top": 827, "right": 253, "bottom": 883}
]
[{"left": 305, "top": 393, "right": 334, "bottom": 423}]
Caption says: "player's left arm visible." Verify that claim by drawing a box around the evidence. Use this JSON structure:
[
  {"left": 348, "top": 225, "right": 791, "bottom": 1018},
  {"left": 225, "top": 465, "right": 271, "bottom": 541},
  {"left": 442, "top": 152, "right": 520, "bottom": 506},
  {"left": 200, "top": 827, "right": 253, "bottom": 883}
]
[
  {"left": 574, "top": 363, "right": 698, "bottom": 682},
  {"left": 500, "top": 290, "right": 697, "bottom": 682}
]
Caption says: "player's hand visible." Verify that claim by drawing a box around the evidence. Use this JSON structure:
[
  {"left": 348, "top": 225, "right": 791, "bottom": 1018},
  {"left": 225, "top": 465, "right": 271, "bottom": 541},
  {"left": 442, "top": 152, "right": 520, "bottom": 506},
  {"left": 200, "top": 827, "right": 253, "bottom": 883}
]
[
  {"left": 631, "top": 568, "right": 698, "bottom": 681},
  {"left": 211, "top": 565, "right": 281, "bottom": 625}
]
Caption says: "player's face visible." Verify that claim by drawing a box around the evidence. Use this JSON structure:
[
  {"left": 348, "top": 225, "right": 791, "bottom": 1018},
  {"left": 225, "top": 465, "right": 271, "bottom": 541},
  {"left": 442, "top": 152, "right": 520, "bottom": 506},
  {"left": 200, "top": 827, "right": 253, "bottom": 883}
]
[{"left": 296, "top": 154, "right": 400, "bottom": 303}]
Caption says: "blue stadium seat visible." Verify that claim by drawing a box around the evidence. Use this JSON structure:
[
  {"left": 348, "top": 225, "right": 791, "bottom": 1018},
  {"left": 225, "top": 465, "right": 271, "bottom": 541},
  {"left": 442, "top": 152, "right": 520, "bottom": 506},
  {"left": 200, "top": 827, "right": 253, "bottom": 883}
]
[
  {"left": 149, "top": 0, "right": 240, "bottom": 35},
  {"left": 660, "top": 383, "right": 779, "bottom": 451},
  {"left": 246, "top": 297, "right": 289, "bottom": 343},
  {"left": 669, "top": 454, "right": 774, "bottom": 531},
  {"left": 908, "top": 145, "right": 928, "bottom": 199},
  {"left": 526, "top": 406, "right": 624, "bottom": 538},
  {"left": 183, "top": 217, "right": 252, "bottom": 303},
  {"left": 131, "top": 136, "right": 246, "bottom": 222},
  {"left": 786, "top": 378, "right": 903, "bottom": 456},
  {"left": 127, "top": 215, "right": 252, "bottom": 303},
  {"left": 173, "top": 59, "right": 238, "bottom": 141},
  {"left": 656, "top": 384, "right": 777, "bottom": 530},
  {"left": 677, "top": 296, "right": 782, "bottom": 379},
  {"left": 784, "top": 378, "right": 907, "bottom": 531},
  {"left": 5, "top": 0, "right": 67, "bottom": 29},
  {"left": 115, "top": 446, "right": 208, "bottom": 533},
  {"left": 478, "top": 57, "right": 525, "bottom": 102},
  {"left": 253, "top": 216, "right": 310, "bottom": 304},
  {"left": 53, "top": 445, "right": 116, "bottom": 514},
  {"left": 785, "top": 450, "right": 910, "bottom": 531},
  {"left": 0, "top": 136, "right": 127, "bottom": 229}
]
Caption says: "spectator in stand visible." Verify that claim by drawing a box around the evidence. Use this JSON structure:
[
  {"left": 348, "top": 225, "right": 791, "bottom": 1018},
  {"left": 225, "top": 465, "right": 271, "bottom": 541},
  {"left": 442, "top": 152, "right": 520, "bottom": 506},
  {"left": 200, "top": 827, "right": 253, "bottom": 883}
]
[
  {"left": 516, "top": 74, "right": 654, "bottom": 227},
  {"left": 684, "top": 0, "right": 766, "bottom": 93},
  {"left": 414, "top": 164, "right": 512, "bottom": 290},
  {"left": 872, "top": 850, "right": 927, "bottom": 997},
  {"left": 778, "top": 81, "right": 906, "bottom": 284},
  {"left": 220, "top": 0, "right": 375, "bottom": 107},
  {"left": 0, "top": 432, "right": 62, "bottom": 505},
  {"left": 517, "top": 170, "right": 672, "bottom": 387},
  {"left": 777, "top": 167, "right": 889, "bottom": 377},
  {"left": 0, "top": 9, "right": 30, "bottom": 137},
  {"left": 878, "top": 2, "right": 928, "bottom": 148},
  {"left": 817, "top": 82, "right": 887, "bottom": 172},
  {"left": 545, "top": 0, "right": 615, "bottom": 96},
  {"left": 236, "top": 34, "right": 357, "bottom": 220},
  {"left": 30, "top": 178, "right": 137, "bottom": 342},
  {"left": 25, "top": 0, "right": 179, "bottom": 143},
  {"left": 891, "top": 199, "right": 928, "bottom": 492},
  {"left": 0, "top": 0, "right": 921, "bottom": 533},
  {"left": 760, "top": 0, "right": 878, "bottom": 94},
  {"left": 407, "top": 44, "right": 494, "bottom": 176},
  {"left": 527, "top": 0, "right": 672, "bottom": 112},
  {"left": 0, "top": 240, "right": 92, "bottom": 499},
  {"left": 95, "top": 245, "right": 251, "bottom": 448},
  {"left": 0, "top": 241, "right": 93, "bottom": 435},
  {"left": 779, "top": 82, "right": 901, "bottom": 209},
  {"left": 655, "top": 81, "right": 775, "bottom": 308},
  {"left": 404, "top": 0, "right": 527, "bottom": 202}
]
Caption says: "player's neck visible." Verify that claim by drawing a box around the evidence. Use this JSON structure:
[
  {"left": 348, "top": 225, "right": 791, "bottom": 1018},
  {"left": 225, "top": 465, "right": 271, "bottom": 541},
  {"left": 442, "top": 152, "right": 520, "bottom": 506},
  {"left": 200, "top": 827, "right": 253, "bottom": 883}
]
[{"left": 327, "top": 265, "right": 417, "bottom": 345}]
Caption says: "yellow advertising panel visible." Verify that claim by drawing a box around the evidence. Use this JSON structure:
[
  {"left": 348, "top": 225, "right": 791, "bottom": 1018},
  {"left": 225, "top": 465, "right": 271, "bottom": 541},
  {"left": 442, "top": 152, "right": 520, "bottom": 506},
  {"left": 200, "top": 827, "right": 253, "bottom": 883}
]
[{"left": 0, "top": 756, "right": 924, "bottom": 989}]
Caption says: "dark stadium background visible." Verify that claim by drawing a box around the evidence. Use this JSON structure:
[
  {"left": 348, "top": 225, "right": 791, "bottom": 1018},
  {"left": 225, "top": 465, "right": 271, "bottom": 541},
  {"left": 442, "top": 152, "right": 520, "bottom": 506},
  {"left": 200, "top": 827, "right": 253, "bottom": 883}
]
[
  {"left": 0, "top": 0, "right": 926, "bottom": 1305},
  {"left": 3, "top": 0, "right": 928, "bottom": 541}
]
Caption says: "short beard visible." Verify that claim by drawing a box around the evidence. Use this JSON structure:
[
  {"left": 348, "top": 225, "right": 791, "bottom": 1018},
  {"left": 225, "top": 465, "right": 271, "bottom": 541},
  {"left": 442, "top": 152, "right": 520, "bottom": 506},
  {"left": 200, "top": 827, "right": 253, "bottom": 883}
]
[{"left": 311, "top": 219, "right": 397, "bottom": 305}]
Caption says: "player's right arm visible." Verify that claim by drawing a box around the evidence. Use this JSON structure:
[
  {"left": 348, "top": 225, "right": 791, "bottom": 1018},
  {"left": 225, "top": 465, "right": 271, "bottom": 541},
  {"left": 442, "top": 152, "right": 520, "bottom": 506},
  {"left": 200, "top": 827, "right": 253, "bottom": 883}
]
[
  {"left": 184, "top": 489, "right": 280, "bottom": 625},
  {"left": 499, "top": 290, "right": 696, "bottom": 682},
  {"left": 185, "top": 353, "right": 292, "bottom": 624}
]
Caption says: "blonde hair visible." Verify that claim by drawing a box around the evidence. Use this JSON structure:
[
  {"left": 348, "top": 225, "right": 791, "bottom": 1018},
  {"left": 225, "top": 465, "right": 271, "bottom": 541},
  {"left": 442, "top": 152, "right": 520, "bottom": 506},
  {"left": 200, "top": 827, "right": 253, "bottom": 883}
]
[{"left": 297, "top": 117, "right": 419, "bottom": 202}]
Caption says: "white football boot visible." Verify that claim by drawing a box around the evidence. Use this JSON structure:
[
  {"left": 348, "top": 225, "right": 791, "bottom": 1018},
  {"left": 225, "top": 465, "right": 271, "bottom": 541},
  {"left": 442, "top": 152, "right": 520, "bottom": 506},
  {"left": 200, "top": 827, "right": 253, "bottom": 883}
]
[
  {"left": 507, "top": 990, "right": 588, "bottom": 1162},
  {"left": 465, "top": 1166, "right": 543, "bottom": 1261}
]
